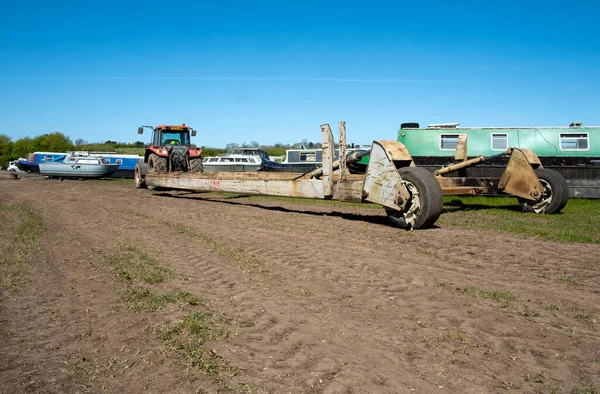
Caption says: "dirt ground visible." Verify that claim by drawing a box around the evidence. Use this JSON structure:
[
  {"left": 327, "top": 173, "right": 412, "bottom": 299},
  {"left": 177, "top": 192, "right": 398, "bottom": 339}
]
[{"left": 0, "top": 175, "right": 598, "bottom": 393}]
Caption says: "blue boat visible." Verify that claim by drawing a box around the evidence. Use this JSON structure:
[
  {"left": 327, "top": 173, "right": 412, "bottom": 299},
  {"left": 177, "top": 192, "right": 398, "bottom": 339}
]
[
  {"left": 17, "top": 152, "right": 67, "bottom": 173},
  {"left": 90, "top": 153, "right": 143, "bottom": 178},
  {"left": 17, "top": 151, "right": 142, "bottom": 178}
]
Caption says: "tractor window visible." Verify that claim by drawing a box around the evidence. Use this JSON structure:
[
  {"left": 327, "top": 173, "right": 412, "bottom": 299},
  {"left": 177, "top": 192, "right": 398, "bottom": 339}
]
[{"left": 161, "top": 131, "right": 190, "bottom": 145}]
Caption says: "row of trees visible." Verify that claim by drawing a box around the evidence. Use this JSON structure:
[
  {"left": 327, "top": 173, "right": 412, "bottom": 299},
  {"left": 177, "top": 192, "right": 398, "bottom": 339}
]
[{"left": 0, "top": 132, "right": 75, "bottom": 168}]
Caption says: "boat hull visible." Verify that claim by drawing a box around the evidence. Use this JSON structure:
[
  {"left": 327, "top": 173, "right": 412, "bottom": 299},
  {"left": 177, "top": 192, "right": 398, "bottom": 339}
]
[{"left": 39, "top": 162, "right": 120, "bottom": 178}]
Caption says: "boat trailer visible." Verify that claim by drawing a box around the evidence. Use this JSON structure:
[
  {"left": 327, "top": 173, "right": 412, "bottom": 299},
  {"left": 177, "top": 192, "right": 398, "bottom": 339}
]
[{"left": 136, "top": 122, "right": 444, "bottom": 230}]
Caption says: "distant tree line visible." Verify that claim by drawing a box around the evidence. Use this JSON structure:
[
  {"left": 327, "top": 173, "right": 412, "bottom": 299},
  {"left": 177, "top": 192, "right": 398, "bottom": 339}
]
[
  {"left": 0, "top": 132, "right": 148, "bottom": 168},
  {"left": 0, "top": 132, "right": 362, "bottom": 168}
]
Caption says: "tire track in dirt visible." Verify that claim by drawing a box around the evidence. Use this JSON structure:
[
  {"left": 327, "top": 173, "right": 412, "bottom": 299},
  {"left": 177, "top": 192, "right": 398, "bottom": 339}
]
[{"left": 153, "top": 190, "right": 600, "bottom": 392}]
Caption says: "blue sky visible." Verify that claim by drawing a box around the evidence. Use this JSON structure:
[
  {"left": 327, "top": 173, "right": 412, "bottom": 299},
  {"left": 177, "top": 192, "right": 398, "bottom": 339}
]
[{"left": 1, "top": 0, "right": 599, "bottom": 147}]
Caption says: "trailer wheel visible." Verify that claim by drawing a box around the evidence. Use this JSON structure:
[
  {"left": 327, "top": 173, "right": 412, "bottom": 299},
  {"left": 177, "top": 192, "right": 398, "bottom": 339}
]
[
  {"left": 148, "top": 153, "right": 167, "bottom": 174},
  {"left": 386, "top": 167, "right": 443, "bottom": 230},
  {"left": 189, "top": 157, "right": 203, "bottom": 172},
  {"left": 135, "top": 162, "right": 147, "bottom": 189},
  {"left": 518, "top": 168, "right": 569, "bottom": 214}
]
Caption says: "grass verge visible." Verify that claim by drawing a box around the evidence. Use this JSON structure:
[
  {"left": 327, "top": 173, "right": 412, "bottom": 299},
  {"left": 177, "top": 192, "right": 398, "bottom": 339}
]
[
  {"left": 0, "top": 201, "right": 44, "bottom": 289},
  {"left": 104, "top": 242, "right": 240, "bottom": 388},
  {"left": 439, "top": 196, "right": 600, "bottom": 243}
]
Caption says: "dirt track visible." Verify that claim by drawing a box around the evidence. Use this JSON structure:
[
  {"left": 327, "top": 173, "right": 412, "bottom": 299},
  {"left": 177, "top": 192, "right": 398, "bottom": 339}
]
[{"left": 1, "top": 176, "right": 599, "bottom": 393}]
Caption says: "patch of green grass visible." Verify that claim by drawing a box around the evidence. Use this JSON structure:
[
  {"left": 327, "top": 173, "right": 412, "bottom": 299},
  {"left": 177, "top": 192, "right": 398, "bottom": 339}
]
[
  {"left": 102, "top": 241, "right": 245, "bottom": 390},
  {"left": 0, "top": 201, "right": 44, "bottom": 289},
  {"left": 501, "top": 381, "right": 522, "bottom": 390},
  {"left": 128, "top": 210, "right": 269, "bottom": 273},
  {"left": 438, "top": 196, "right": 600, "bottom": 244},
  {"left": 444, "top": 329, "right": 468, "bottom": 344},
  {"left": 121, "top": 286, "right": 202, "bottom": 312},
  {"left": 548, "top": 304, "right": 561, "bottom": 311},
  {"left": 160, "top": 311, "right": 234, "bottom": 377},
  {"left": 574, "top": 311, "right": 595, "bottom": 321},
  {"left": 415, "top": 246, "right": 440, "bottom": 258},
  {"left": 455, "top": 285, "right": 518, "bottom": 306},
  {"left": 570, "top": 387, "right": 598, "bottom": 394},
  {"left": 558, "top": 275, "right": 580, "bottom": 286},
  {"left": 106, "top": 243, "right": 173, "bottom": 284},
  {"left": 521, "top": 304, "right": 541, "bottom": 317}
]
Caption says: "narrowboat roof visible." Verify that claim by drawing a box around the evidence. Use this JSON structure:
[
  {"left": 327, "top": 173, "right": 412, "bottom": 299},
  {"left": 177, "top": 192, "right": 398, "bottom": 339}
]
[{"left": 402, "top": 122, "right": 599, "bottom": 130}]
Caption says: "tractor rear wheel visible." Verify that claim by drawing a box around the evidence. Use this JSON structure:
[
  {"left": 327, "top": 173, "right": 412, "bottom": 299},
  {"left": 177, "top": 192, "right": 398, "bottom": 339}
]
[
  {"left": 386, "top": 167, "right": 443, "bottom": 230},
  {"left": 189, "top": 157, "right": 203, "bottom": 172},
  {"left": 518, "top": 168, "right": 569, "bottom": 214},
  {"left": 148, "top": 153, "right": 167, "bottom": 174}
]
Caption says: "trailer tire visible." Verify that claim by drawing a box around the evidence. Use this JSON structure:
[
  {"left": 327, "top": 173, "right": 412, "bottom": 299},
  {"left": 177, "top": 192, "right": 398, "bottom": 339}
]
[
  {"left": 148, "top": 153, "right": 167, "bottom": 174},
  {"left": 135, "top": 162, "right": 147, "bottom": 189},
  {"left": 386, "top": 167, "right": 443, "bottom": 230},
  {"left": 189, "top": 157, "right": 203, "bottom": 173},
  {"left": 518, "top": 168, "right": 569, "bottom": 214}
]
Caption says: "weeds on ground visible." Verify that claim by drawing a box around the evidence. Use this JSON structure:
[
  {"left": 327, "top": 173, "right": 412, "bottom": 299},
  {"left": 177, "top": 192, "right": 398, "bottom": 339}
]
[
  {"left": 104, "top": 242, "right": 248, "bottom": 390},
  {"left": 0, "top": 201, "right": 44, "bottom": 289},
  {"left": 558, "top": 275, "right": 580, "bottom": 286},
  {"left": 455, "top": 285, "right": 518, "bottom": 307},
  {"left": 127, "top": 209, "right": 269, "bottom": 273},
  {"left": 106, "top": 243, "right": 173, "bottom": 284},
  {"left": 159, "top": 311, "right": 235, "bottom": 378}
]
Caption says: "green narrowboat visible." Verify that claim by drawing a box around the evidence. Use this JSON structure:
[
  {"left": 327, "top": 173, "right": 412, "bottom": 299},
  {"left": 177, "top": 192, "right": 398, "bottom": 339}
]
[{"left": 396, "top": 122, "right": 600, "bottom": 198}]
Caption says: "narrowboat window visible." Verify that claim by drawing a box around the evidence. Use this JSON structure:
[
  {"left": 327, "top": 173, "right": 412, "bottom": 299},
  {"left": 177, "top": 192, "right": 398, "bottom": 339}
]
[
  {"left": 491, "top": 133, "right": 508, "bottom": 150},
  {"left": 115, "top": 159, "right": 123, "bottom": 165},
  {"left": 560, "top": 133, "right": 589, "bottom": 150},
  {"left": 208, "top": 158, "right": 219, "bottom": 163},
  {"left": 440, "top": 134, "right": 459, "bottom": 150},
  {"left": 299, "top": 151, "right": 317, "bottom": 162},
  {"left": 44, "top": 156, "right": 53, "bottom": 161}
]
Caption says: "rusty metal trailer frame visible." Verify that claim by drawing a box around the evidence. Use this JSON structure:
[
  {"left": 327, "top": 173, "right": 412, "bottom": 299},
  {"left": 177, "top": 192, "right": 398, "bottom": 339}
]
[
  {"left": 136, "top": 122, "right": 444, "bottom": 230},
  {"left": 433, "top": 134, "right": 569, "bottom": 213}
]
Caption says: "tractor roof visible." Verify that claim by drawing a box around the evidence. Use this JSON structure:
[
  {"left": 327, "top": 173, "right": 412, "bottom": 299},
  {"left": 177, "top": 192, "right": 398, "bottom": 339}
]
[{"left": 154, "top": 124, "right": 191, "bottom": 131}]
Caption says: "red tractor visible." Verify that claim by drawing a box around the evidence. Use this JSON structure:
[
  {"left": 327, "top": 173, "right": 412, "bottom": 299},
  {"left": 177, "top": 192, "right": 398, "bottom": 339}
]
[{"left": 137, "top": 124, "right": 203, "bottom": 173}]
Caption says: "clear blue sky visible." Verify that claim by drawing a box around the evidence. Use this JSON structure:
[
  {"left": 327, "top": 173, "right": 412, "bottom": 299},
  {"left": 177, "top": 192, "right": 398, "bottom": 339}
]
[{"left": 1, "top": 0, "right": 599, "bottom": 148}]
